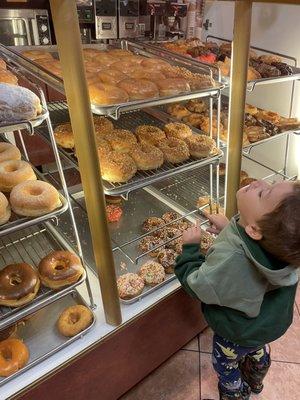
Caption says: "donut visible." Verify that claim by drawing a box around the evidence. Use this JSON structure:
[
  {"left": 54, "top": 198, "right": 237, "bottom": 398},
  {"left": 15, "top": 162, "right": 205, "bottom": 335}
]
[
  {"left": 93, "top": 115, "right": 114, "bottom": 131},
  {"left": 93, "top": 52, "right": 120, "bottom": 66},
  {"left": 157, "top": 248, "right": 177, "bottom": 274},
  {"left": 139, "top": 261, "right": 165, "bottom": 286},
  {"left": 111, "top": 60, "right": 139, "bottom": 75},
  {"left": 141, "top": 58, "right": 170, "bottom": 70},
  {"left": 104, "top": 129, "right": 137, "bottom": 153},
  {"left": 245, "top": 126, "right": 269, "bottom": 143},
  {"left": 57, "top": 305, "right": 93, "bottom": 337},
  {"left": 142, "top": 217, "right": 165, "bottom": 232},
  {"left": 156, "top": 78, "right": 190, "bottom": 97},
  {"left": 88, "top": 82, "right": 129, "bottom": 105},
  {"left": 82, "top": 48, "right": 102, "bottom": 59},
  {"left": 117, "top": 273, "right": 145, "bottom": 300},
  {"left": 219, "top": 163, "right": 226, "bottom": 176},
  {"left": 135, "top": 125, "right": 166, "bottom": 146},
  {"left": 0, "top": 59, "right": 6, "bottom": 70},
  {"left": 0, "top": 192, "right": 10, "bottom": 225},
  {"left": 129, "top": 69, "right": 165, "bottom": 82},
  {"left": 186, "top": 99, "right": 207, "bottom": 114},
  {"left": 10, "top": 180, "right": 61, "bottom": 217},
  {"left": 156, "top": 226, "right": 182, "bottom": 240},
  {"left": 240, "top": 177, "right": 257, "bottom": 188},
  {"left": 161, "top": 211, "right": 179, "bottom": 224},
  {"left": 84, "top": 59, "right": 104, "bottom": 74},
  {"left": 0, "top": 143, "right": 21, "bottom": 163},
  {"left": 106, "top": 204, "right": 123, "bottom": 223},
  {"left": 0, "top": 324, "right": 18, "bottom": 341},
  {"left": 0, "top": 263, "right": 40, "bottom": 307},
  {"left": 256, "top": 110, "right": 280, "bottom": 124},
  {"left": 173, "top": 220, "right": 192, "bottom": 232},
  {"left": 22, "top": 50, "right": 53, "bottom": 61},
  {"left": 259, "top": 55, "right": 282, "bottom": 64},
  {"left": 158, "top": 138, "right": 190, "bottom": 164},
  {"left": 98, "top": 68, "right": 127, "bottom": 85},
  {"left": 247, "top": 67, "right": 261, "bottom": 81},
  {"left": 54, "top": 123, "right": 74, "bottom": 149},
  {"left": 197, "top": 196, "right": 224, "bottom": 214},
  {"left": 38, "top": 250, "right": 84, "bottom": 290},
  {"left": 201, "top": 230, "right": 215, "bottom": 254},
  {"left": 100, "top": 151, "right": 137, "bottom": 182},
  {"left": 107, "top": 49, "right": 132, "bottom": 57},
  {"left": 0, "top": 339, "right": 29, "bottom": 377},
  {"left": 166, "top": 236, "right": 183, "bottom": 254},
  {"left": 167, "top": 104, "right": 191, "bottom": 120},
  {"left": 0, "top": 70, "right": 18, "bottom": 85},
  {"left": 184, "top": 134, "right": 215, "bottom": 158},
  {"left": 138, "top": 236, "right": 165, "bottom": 257},
  {"left": 245, "top": 104, "right": 258, "bottom": 116},
  {"left": 130, "top": 144, "right": 164, "bottom": 170},
  {"left": 199, "top": 116, "right": 223, "bottom": 138},
  {"left": 0, "top": 160, "right": 36, "bottom": 192},
  {"left": 37, "top": 59, "right": 62, "bottom": 78},
  {"left": 182, "top": 113, "right": 204, "bottom": 128},
  {"left": 0, "top": 83, "right": 42, "bottom": 122},
  {"left": 118, "top": 79, "right": 159, "bottom": 100},
  {"left": 164, "top": 122, "right": 193, "bottom": 140},
  {"left": 97, "top": 138, "right": 112, "bottom": 157}
]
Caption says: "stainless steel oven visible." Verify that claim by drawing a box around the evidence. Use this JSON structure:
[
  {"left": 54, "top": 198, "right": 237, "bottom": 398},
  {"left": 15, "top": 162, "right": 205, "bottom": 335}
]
[{"left": 0, "top": 9, "right": 51, "bottom": 46}]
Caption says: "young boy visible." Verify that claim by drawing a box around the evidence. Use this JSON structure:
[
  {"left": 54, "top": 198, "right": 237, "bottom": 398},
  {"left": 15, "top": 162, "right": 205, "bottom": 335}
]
[{"left": 175, "top": 179, "right": 300, "bottom": 400}]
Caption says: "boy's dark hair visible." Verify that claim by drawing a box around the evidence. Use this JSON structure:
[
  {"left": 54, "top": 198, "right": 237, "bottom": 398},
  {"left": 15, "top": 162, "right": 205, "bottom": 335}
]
[{"left": 258, "top": 181, "right": 300, "bottom": 266}]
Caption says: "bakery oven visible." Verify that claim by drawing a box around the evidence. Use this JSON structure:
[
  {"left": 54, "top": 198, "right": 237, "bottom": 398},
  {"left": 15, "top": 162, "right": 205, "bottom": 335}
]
[
  {"left": 0, "top": 9, "right": 51, "bottom": 46},
  {"left": 118, "top": 0, "right": 139, "bottom": 38},
  {"left": 95, "top": 0, "right": 118, "bottom": 39}
]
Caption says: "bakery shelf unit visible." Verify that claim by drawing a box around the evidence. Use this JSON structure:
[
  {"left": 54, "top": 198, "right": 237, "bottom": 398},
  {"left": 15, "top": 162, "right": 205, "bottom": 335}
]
[{"left": 0, "top": 52, "right": 95, "bottom": 379}]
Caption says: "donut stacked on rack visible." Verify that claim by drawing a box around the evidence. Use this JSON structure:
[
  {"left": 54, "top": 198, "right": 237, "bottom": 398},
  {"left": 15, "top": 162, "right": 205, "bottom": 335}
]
[
  {"left": 54, "top": 116, "right": 218, "bottom": 183},
  {"left": 117, "top": 212, "right": 215, "bottom": 300},
  {"left": 21, "top": 48, "right": 216, "bottom": 106}
]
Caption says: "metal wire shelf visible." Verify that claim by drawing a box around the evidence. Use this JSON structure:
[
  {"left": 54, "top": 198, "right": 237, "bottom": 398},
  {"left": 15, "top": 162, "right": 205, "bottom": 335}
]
[
  {"left": 37, "top": 102, "right": 222, "bottom": 197},
  {"left": 0, "top": 224, "right": 87, "bottom": 331}
]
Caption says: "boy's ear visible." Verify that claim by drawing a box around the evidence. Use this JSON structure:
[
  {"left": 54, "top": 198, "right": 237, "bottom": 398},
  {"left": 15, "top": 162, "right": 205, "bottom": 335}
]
[{"left": 245, "top": 224, "right": 263, "bottom": 241}]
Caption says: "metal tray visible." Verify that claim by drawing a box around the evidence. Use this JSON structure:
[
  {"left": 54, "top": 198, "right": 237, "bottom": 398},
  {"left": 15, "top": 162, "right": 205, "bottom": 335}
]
[
  {"left": 0, "top": 290, "right": 95, "bottom": 387},
  {"left": 38, "top": 101, "right": 222, "bottom": 197},
  {"left": 0, "top": 224, "right": 86, "bottom": 330},
  {"left": 0, "top": 41, "right": 224, "bottom": 119}
]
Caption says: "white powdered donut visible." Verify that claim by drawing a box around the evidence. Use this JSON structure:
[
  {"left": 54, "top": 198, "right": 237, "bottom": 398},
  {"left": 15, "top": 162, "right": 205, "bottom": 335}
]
[{"left": 0, "top": 83, "right": 42, "bottom": 123}]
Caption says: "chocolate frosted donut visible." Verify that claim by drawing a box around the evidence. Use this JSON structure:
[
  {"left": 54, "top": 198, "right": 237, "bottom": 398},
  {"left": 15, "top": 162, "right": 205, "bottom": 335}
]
[{"left": 0, "top": 263, "right": 40, "bottom": 307}]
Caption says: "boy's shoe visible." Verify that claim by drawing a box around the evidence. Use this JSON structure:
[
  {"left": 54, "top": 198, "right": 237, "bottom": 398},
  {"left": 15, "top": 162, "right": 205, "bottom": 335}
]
[
  {"left": 240, "top": 355, "right": 271, "bottom": 394},
  {"left": 218, "top": 383, "right": 251, "bottom": 400}
]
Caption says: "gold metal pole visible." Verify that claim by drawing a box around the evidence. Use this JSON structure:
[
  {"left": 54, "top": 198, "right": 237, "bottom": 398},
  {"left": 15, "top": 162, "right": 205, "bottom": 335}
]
[
  {"left": 225, "top": 0, "right": 253, "bottom": 218},
  {"left": 49, "top": 0, "right": 122, "bottom": 325}
]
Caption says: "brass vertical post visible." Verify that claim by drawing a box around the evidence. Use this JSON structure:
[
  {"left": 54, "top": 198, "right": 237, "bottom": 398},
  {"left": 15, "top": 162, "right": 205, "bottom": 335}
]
[
  {"left": 225, "top": 0, "right": 253, "bottom": 218},
  {"left": 49, "top": 0, "right": 122, "bottom": 325}
]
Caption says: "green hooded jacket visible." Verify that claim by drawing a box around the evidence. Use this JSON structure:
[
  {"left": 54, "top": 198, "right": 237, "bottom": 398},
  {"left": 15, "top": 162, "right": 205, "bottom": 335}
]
[{"left": 174, "top": 217, "right": 298, "bottom": 347}]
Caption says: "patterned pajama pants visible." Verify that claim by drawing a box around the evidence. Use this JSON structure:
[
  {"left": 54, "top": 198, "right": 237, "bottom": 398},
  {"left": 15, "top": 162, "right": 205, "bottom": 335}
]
[{"left": 212, "top": 333, "right": 269, "bottom": 394}]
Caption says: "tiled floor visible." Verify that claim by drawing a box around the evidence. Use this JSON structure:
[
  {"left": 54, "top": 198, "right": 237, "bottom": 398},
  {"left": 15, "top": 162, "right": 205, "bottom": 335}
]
[{"left": 121, "top": 298, "right": 300, "bottom": 400}]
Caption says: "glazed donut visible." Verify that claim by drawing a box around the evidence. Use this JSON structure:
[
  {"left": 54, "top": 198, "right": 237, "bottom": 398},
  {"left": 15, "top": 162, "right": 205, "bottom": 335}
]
[
  {"left": 22, "top": 50, "right": 53, "bottom": 61},
  {"left": 0, "top": 263, "right": 40, "bottom": 307},
  {"left": 0, "top": 70, "right": 18, "bottom": 85},
  {"left": 182, "top": 113, "right": 204, "bottom": 128},
  {"left": 38, "top": 250, "right": 84, "bottom": 290},
  {"left": 54, "top": 123, "right": 74, "bottom": 149},
  {"left": 156, "top": 78, "right": 190, "bottom": 97},
  {"left": 186, "top": 99, "right": 207, "bottom": 114},
  {"left": 0, "top": 192, "right": 10, "bottom": 225},
  {"left": 98, "top": 68, "right": 127, "bottom": 85},
  {"left": 0, "top": 160, "right": 36, "bottom": 192},
  {"left": 167, "top": 104, "right": 191, "bottom": 120},
  {"left": 158, "top": 138, "right": 190, "bottom": 164},
  {"left": 0, "top": 324, "right": 18, "bottom": 341},
  {"left": 135, "top": 125, "right": 166, "bottom": 146},
  {"left": 0, "top": 143, "right": 21, "bottom": 163},
  {"left": 10, "top": 180, "right": 61, "bottom": 217},
  {"left": 164, "top": 122, "right": 193, "bottom": 140},
  {"left": 157, "top": 248, "right": 177, "bottom": 274},
  {"left": 97, "top": 138, "right": 112, "bottom": 157},
  {"left": 259, "top": 55, "right": 282, "bottom": 64},
  {"left": 245, "top": 104, "right": 258, "bottom": 116},
  {"left": 247, "top": 67, "right": 261, "bottom": 81},
  {"left": 111, "top": 60, "right": 139, "bottom": 75},
  {"left": 256, "top": 110, "right": 280, "bottom": 124},
  {"left": 199, "top": 116, "right": 223, "bottom": 139},
  {"left": 130, "top": 144, "right": 164, "bottom": 170},
  {"left": 88, "top": 82, "right": 129, "bottom": 106},
  {"left": 93, "top": 52, "right": 120, "bottom": 66},
  {"left": 139, "top": 261, "right": 165, "bottom": 286},
  {"left": 57, "top": 305, "right": 93, "bottom": 337},
  {"left": 84, "top": 59, "right": 103, "bottom": 74},
  {"left": 142, "top": 217, "right": 165, "bottom": 232},
  {"left": 0, "top": 339, "right": 29, "bottom": 377},
  {"left": 129, "top": 69, "right": 165, "bottom": 82},
  {"left": 138, "top": 236, "right": 165, "bottom": 257},
  {"left": 141, "top": 58, "right": 170, "bottom": 70},
  {"left": 104, "top": 129, "right": 137, "bottom": 153},
  {"left": 0, "top": 59, "right": 6, "bottom": 70},
  {"left": 117, "top": 273, "right": 145, "bottom": 300},
  {"left": 107, "top": 49, "right": 132, "bottom": 57},
  {"left": 118, "top": 79, "right": 159, "bottom": 100},
  {"left": 100, "top": 151, "right": 137, "bottom": 182},
  {"left": 245, "top": 126, "right": 269, "bottom": 143},
  {"left": 185, "top": 134, "right": 215, "bottom": 158},
  {"left": 82, "top": 48, "right": 102, "bottom": 59}
]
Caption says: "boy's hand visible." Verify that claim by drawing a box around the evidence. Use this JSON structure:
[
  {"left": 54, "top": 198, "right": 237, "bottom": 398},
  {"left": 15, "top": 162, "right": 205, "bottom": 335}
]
[
  {"left": 182, "top": 221, "right": 202, "bottom": 244},
  {"left": 204, "top": 211, "right": 229, "bottom": 235}
]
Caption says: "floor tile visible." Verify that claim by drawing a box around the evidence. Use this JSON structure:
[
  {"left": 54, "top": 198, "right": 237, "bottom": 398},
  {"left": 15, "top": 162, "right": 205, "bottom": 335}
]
[
  {"left": 121, "top": 350, "right": 200, "bottom": 400},
  {"left": 270, "top": 307, "right": 300, "bottom": 363},
  {"left": 182, "top": 336, "right": 199, "bottom": 352},
  {"left": 252, "top": 361, "right": 300, "bottom": 400},
  {"left": 200, "top": 353, "right": 219, "bottom": 400},
  {"left": 199, "top": 327, "right": 213, "bottom": 354}
]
